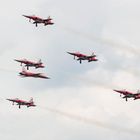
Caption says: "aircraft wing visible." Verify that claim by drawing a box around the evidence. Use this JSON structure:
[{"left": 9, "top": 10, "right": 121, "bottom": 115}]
[
  {"left": 77, "top": 56, "right": 87, "bottom": 60},
  {"left": 45, "top": 76, "right": 50, "bottom": 79},
  {"left": 67, "top": 52, "right": 75, "bottom": 55},
  {"left": 123, "top": 91, "right": 134, "bottom": 95},
  {"left": 7, "top": 99, "right": 15, "bottom": 102},
  {"left": 86, "top": 55, "right": 96, "bottom": 58},
  {"left": 33, "top": 73, "right": 42, "bottom": 76},
  {"left": 113, "top": 89, "right": 134, "bottom": 95},
  {"left": 133, "top": 93, "right": 140, "bottom": 96},
  {"left": 44, "top": 19, "right": 50, "bottom": 22},
  {"left": 22, "top": 15, "right": 32, "bottom": 19},
  {"left": 7, "top": 98, "right": 19, "bottom": 102}
]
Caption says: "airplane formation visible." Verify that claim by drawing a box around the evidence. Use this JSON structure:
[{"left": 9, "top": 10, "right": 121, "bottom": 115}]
[
  {"left": 6, "top": 14, "right": 139, "bottom": 109},
  {"left": 15, "top": 59, "right": 49, "bottom": 79}
]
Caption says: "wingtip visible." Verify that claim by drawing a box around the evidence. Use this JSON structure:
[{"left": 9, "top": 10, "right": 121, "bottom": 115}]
[
  {"left": 113, "top": 89, "right": 120, "bottom": 93},
  {"left": 22, "top": 15, "right": 29, "bottom": 18},
  {"left": 67, "top": 52, "right": 72, "bottom": 55}
]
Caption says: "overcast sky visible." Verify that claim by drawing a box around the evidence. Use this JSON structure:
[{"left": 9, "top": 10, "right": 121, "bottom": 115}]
[{"left": 0, "top": 0, "right": 140, "bottom": 140}]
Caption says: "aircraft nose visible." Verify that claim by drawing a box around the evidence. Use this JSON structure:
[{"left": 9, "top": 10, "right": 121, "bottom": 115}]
[
  {"left": 14, "top": 59, "right": 19, "bottom": 62},
  {"left": 22, "top": 15, "right": 28, "bottom": 18},
  {"left": 67, "top": 52, "right": 73, "bottom": 55},
  {"left": 19, "top": 72, "right": 23, "bottom": 75},
  {"left": 113, "top": 89, "right": 119, "bottom": 92}
]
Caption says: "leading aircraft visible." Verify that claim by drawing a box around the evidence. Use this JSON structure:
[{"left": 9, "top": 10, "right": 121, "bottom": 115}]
[
  {"left": 67, "top": 52, "right": 98, "bottom": 64},
  {"left": 7, "top": 98, "right": 36, "bottom": 109},
  {"left": 19, "top": 67, "right": 50, "bottom": 79},
  {"left": 23, "top": 15, "right": 54, "bottom": 27},
  {"left": 14, "top": 59, "right": 45, "bottom": 70},
  {"left": 113, "top": 89, "right": 140, "bottom": 101}
]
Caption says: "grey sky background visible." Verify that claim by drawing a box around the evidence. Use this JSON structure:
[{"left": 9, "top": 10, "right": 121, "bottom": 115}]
[{"left": 0, "top": 0, "right": 140, "bottom": 140}]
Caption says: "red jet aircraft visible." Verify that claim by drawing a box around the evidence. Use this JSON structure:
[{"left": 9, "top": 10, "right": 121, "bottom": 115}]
[
  {"left": 19, "top": 67, "right": 50, "bottom": 79},
  {"left": 113, "top": 89, "right": 140, "bottom": 101},
  {"left": 7, "top": 97, "right": 36, "bottom": 109},
  {"left": 23, "top": 15, "right": 54, "bottom": 27},
  {"left": 67, "top": 52, "right": 98, "bottom": 64},
  {"left": 14, "top": 59, "right": 45, "bottom": 70}
]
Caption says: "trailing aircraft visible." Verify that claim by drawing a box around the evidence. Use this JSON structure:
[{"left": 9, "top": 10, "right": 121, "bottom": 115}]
[
  {"left": 67, "top": 52, "right": 98, "bottom": 64},
  {"left": 7, "top": 97, "right": 36, "bottom": 109},
  {"left": 23, "top": 15, "right": 54, "bottom": 27},
  {"left": 113, "top": 89, "right": 140, "bottom": 101},
  {"left": 14, "top": 59, "right": 45, "bottom": 70}
]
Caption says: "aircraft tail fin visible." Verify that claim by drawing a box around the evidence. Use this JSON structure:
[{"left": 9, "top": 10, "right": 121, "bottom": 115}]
[
  {"left": 29, "top": 97, "right": 33, "bottom": 103},
  {"left": 38, "top": 59, "right": 42, "bottom": 64},
  {"left": 91, "top": 52, "right": 96, "bottom": 57},
  {"left": 137, "top": 90, "right": 140, "bottom": 94},
  {"left": 44, "top": 16, "right": 52, "bottom": 21},
  {"left": 22, "top": 66, "right": 26, "bottom": 72},
  {"left": 48, "top": 16, "right": 51, "bottom": 19}
]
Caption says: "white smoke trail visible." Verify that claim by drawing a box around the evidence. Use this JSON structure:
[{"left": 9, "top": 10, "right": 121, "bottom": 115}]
[
  {"left": 58, "top": 24, "right": 140, "bottom": 55},
  {"left": 38, "top": 105, "right": 140, "bottom": 135}
]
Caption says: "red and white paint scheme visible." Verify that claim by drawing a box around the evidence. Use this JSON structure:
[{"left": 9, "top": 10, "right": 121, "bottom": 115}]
[
  {"left": 19, "top": 67, "right": 50, "bottom": 79},
  {"left": 14, "top": 59, "right": 45, "bottom": 70},
  {"left": 7, "top": 98, "right": 36, "bottom": 109},
  {"left": 23, "top": 15, "right": 54, "bottom": 27},
  {"left": 67, "top": 52, "right": 98, "bottom": 64},
  {"left": 113, "top": 89, "right": 140, "bottom": 101}
]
